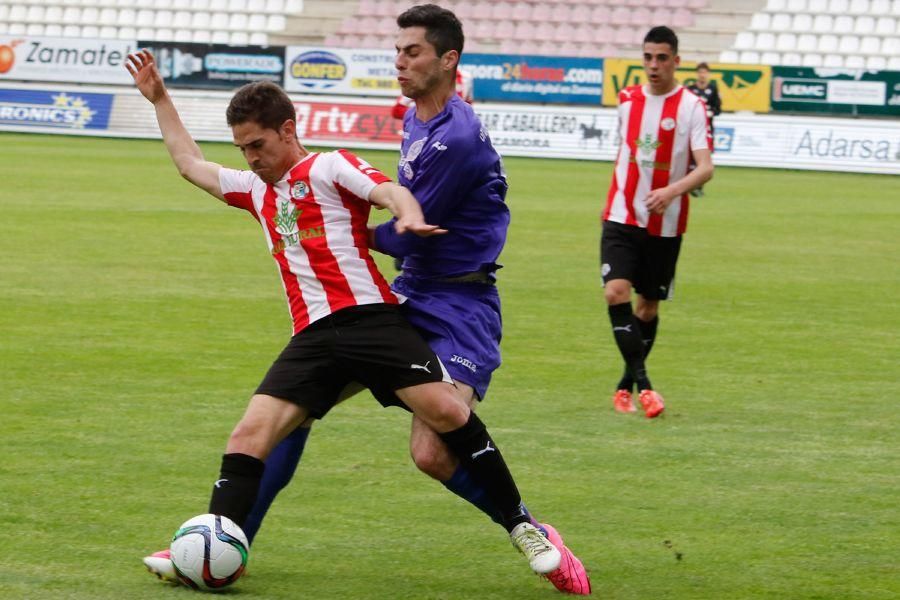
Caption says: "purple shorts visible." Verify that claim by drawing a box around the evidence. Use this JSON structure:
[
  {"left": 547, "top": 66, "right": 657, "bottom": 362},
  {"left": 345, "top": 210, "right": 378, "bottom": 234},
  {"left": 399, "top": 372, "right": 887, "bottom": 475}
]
[{"left": 392, "top": 275, "right": 502, "bottom": 400}]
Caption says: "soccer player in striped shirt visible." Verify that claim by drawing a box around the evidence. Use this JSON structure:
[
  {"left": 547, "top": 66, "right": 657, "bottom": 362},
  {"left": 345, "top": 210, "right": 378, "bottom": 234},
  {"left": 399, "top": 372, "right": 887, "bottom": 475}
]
[
  {"left": 601, "top": 26, "right": 714, "bottom": 418},
  {"left": 149, "top": 4, "right": 590, "bottom": 595},
  {"left": 126, "top": 50, "right": 562, "bottom": 582}
]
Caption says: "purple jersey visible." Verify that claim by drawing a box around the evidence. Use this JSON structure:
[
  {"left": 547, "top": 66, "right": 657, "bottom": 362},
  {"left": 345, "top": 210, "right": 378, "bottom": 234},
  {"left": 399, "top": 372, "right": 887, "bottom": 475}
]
[{"left": 373, "top": 95, "right": 509, "bottom": 280}]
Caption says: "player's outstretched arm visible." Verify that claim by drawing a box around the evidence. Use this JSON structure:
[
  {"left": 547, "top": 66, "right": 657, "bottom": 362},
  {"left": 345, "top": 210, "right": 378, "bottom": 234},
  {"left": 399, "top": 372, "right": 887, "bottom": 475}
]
[
  {"left": 368, "top": 182, "right": 447, "bottom": 238},
  {"left": 125, "top": 50, "right": 225, "bottom": 202}
]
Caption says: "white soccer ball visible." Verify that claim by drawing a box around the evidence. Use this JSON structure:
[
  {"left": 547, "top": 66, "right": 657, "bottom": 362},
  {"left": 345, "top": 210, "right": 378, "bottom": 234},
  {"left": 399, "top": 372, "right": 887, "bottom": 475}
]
[{"left": 170, "top": 513, "right": 249, "bottom": 591}]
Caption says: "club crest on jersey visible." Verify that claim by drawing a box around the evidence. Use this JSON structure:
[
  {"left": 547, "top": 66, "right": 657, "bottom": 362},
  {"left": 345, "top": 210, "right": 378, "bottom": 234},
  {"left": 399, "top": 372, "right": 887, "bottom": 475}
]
[
  {"left": 661, "top": 117, "right": 676, "bottom": 131},
  {"left": 399, "top": 137, "right": 427, "bottom": 179},
  {"left": 291, "top": 180, "right": 309, "bottom": 199}
]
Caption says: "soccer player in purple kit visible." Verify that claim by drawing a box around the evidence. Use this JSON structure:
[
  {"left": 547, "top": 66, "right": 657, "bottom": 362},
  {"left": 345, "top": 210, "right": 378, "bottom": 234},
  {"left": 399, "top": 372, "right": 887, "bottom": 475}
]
[{"left": 144, "top": 4, "right": 590, "bottom": 594}]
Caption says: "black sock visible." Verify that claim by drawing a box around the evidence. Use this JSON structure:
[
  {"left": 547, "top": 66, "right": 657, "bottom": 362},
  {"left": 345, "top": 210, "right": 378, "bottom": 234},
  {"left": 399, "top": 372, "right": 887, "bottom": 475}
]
[
  {"left": 616, "top": 315, "right": 659, "bottom": 391},
  {"left": 438, "top": 413, "right": 528, "bottom": 533},
  {"left": 608, "top": 302, "right": 652, "bottom": 391},
  {"left": 208, "top": 453, "right": 265, "bottom": 527}
]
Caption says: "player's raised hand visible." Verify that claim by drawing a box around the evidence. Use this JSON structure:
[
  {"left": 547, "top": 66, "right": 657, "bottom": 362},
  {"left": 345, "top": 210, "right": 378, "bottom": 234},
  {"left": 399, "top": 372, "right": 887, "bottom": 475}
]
[
  {"left": 394, "top": 216, "right": 447, "bottom": 237},
  {"left": 125, "top": 50, "right": 166, "bottom": 104}
]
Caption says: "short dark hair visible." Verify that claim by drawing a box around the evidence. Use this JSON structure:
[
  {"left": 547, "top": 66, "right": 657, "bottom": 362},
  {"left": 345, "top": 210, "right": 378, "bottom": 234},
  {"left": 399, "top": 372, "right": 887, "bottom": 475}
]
[
  {"left": 226, "top": 81, "right": 295, "bottom": 131},
  {"left": 397, "top": 3, "right": 464, "bottom": 57},
  {"left": 643, "top": 26, "right": 679, "bottom": 55},
  {"left": 697, "top": 62, "right": 710, "bottom": 71}
]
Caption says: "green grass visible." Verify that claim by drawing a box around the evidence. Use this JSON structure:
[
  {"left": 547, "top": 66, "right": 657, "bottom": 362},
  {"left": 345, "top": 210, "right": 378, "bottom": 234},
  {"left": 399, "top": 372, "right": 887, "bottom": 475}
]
[{"left": 1, "top": 132, "right": 898, "bottom": 599}]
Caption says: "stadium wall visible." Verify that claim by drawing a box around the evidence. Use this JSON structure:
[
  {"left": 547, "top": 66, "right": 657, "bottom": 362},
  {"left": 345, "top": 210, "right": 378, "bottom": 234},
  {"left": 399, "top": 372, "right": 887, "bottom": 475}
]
[{"left": 1, "top": 82, "right": 898, "bottom": 175}]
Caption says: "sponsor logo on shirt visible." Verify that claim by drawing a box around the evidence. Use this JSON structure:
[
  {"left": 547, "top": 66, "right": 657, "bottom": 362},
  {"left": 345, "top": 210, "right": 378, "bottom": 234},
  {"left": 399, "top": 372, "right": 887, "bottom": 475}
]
[
  {"left": 635, "top": 133, "right": 661, "bottom": 154},
  {"left": 661, "top": 117, "right": 676, "bottom": 131},
  {"left": 271, "top": 199, "right": 324, "bottom": 254}
]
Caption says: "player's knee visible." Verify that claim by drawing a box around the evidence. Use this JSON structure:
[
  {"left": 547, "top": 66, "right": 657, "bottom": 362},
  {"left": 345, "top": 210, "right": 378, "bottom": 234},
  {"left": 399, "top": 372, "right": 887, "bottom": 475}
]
[
  {"left": 410, "top": 444, "right": 455, "bottom": 480},
  {"left": 604, "top": 285, "right": 630, "bottom": 305},
  {"left": 227, "top": 418, "right": 268, "bottom": 456}
]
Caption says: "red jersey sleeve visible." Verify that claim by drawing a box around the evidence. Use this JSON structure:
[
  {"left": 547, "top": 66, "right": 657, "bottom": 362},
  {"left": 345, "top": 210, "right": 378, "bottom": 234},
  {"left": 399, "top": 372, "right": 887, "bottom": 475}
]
[{"left": 218, "top": 168, "right": 258, "bottom": 213}]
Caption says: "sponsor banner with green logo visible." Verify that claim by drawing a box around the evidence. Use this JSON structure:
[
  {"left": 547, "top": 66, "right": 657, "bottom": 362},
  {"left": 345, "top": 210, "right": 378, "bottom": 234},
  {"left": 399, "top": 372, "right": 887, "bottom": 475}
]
[
  {"left": 771, "top": 67, "right": 900, "bottom": 116},
  {"left": 603, "top": 59, "right": 771, "bottom": 113}
]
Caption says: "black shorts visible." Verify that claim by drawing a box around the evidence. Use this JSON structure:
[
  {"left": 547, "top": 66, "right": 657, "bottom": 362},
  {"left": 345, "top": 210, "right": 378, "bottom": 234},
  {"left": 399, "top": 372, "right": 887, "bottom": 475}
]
[
  {"left": 600, "top": 220, "right": 683, "bottom": 301},
  {"left": 255, "top": 304, "right": 451, "bottom": 418}
]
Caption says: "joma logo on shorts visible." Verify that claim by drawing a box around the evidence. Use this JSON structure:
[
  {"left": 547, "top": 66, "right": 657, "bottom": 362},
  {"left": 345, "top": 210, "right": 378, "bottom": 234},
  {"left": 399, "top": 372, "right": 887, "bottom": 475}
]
[{"left": 450, "top": 354, "right": 477, "bottom": 372}]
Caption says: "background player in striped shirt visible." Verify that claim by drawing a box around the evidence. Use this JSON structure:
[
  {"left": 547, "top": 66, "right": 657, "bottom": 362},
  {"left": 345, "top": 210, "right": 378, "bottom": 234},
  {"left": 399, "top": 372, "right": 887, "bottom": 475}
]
[
  {"left": 126, "top": 49, "right": 563, "bottom": 582},
  {"left": 177, "top": 4, "right": 591, "bottom": 595},
  {"left": 601, "top": 26, "right": 714, "bottom": 418},
  {"left": 686, "top": 62, "right": 721, "bottom": 198}
]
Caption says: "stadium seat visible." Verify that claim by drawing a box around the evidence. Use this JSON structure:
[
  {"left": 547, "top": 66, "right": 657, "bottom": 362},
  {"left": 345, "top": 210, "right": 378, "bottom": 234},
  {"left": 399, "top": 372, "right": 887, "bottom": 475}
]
[
  {"left": 823, "top": 53, "right": 844, "bottom": 66},
  {"left": 8, "top": 4, "right": 26, "bottom": 22},
  {"left": 137, "top": 9, "right": 155, "bottom": 26},
  {"left": 229, "top": 13, "right": 248, "bottom": 30},
  {"left": 765, "top": 0, "right": 787, "bottom": 10},
  {"left": 890, "top": 55, "right": 900, "bottom": 69},
  {"left": 210, "top": 12, "right": 229, "bottom": 29},
  {"left": 786, "top": 0, "right": 807, "bottom": 10},
  {"left": 550, "top": 4, "right": 572, "bottom": 23},
  {"left": 813, "top": 15, "right": 833, "bottom": 32},
  {"left": 760, "top": 51, "right": 781, "bottom": 64},
  {"left": 231, "top": 31, "right": 249, "bottom": 45},
  {"left": 211, "top": 30, "right": 229, "bottom": 43},
  {"left": 792, "top": 14, "right": 813, "bottom": 32},
  {"left": 833, "top": 15, "right": 854, "bottom": 33},
  {"left": 248, "top": 13, "right": 266, "bottom": 30},
  {"left": 818, "top": 34, "right": 838, "bottom": 51},
  {"left": 828, "top": 0, "right": 849, "bottom": 12},
  {"left": 510, "top": 2, "right": 532, "bottom": 20},
  {"left": 118, "top": 26, "right": 136, "bottom": 39},
  {"left": 797, "top": 34, "right": 817, "bottom": 51},
  {"left": 81, "top": 25, "right": 99, "bottom": 38},
  {"left": 101, "top": 8, "right": 119, "bottom": 25},
  {"left": 100, "top": 25, "right": 117, "bottom": 39},
  {"left": 859, "top": 36, "right": 881, "bottom": 53},
  {"left": 848, "top": 0, "right": 869, "bottom": 12},
  {"left": 875, "top": 16, "right": 895, "bottom": 34},
  {"left": 25, "top": 5, "right": 44, "bottom": 23},
  {"left": 870, "top": 0, "right": 891, "bottom": 12},
  {"left": 137, "top": 27, "right": 155, "bottom": 39},
  {"left": 838, "top": 35, "right": 860, "bottom": 53},
  {"left": 45, "top": 6, "right": 63, "bottom": 22},
  {"left": 781, "top": 52, "right": 803, "bottom": 64},
  {"left": 174, "top": 29, "right": 192, "bottom": 41},
  {"left": 154, "top": 10, "right": 174, "bottom": 28},
  {"left": 172, "top": 11, "right": 191, "bottom": 28},
  {"left": 249, "top": 31, "right": 268, "bottom": 46},
  {"left": 117, "top": 8, "right": 135, "bottom": 26},
  {"left": 534, "top": 21, "right": 555, "bottom": 41},
  {"left": 719, "top": 49, "right": 739, "bottom": 62},
  {"left": 209, "top": 0, "right": 227, "bottom": 9},
  {"left": 192, "top": 11, "right": 211, "bottom": 28},
  {"left": 802, "top": 52, "right": 823, "bottom": 65},
  {"left": 865, "top": 55, "right": 887, "bottom": 68},
  {"left": 513, "top": 21, "right": 535, "bottom": 41},
  {"left": 770, "top": 13, "right": 792, "bottom": 31},
  {"left": 26, "top": 24, "right": 45, "bottom": 36},
  {"left": 734, "top": 31, "right": 755, "bottom": 49},
  {"left": 156, "top": 28, "right": 175, "bottom": 41},
  {"left": 229, "top": 0, "right": 248, "bottom": 11},
  {"left": 8, "top": 23, "right": 26, "bottom": 36},
  {"left": 883, "top": 37, "right": 899, "bottom": 54},
  {"left": 62, "top": 24, "right": 81, "bottom": 37},
  {"left": 844, "top": 55, "right": 865, "bottom": 67},
  {"left": 755, "top": 32, "right": 776, "bottom": 50},
  {"left": 81, "top": 7, "right": 99, "bottom": 25},
  {"left": 739, "top": 50, "right": 761, "bottom": 63},
  {"left": 749, "top": 13, "right": 771, "bottom": 30},
  {"left": 852, "top": 16, "right": 874, "bottom": 34},
  {"left": 776, "top": 33, "right": 797, "bottom": 51},
  {"left": 807, "top": 0, "right": 829, "bottom": 10},
  {"left": 45, "top": 23, "right": 63, "bottom": 37},
  {"left": 267, "top": 14, "right": 286, "bottom": 31}
]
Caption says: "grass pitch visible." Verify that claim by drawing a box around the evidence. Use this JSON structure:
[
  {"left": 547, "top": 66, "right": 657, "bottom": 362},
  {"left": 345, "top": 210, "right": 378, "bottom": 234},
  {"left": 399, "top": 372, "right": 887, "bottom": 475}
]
[{"left": 0, "top": 132, "right": 898, "bottom": 599}]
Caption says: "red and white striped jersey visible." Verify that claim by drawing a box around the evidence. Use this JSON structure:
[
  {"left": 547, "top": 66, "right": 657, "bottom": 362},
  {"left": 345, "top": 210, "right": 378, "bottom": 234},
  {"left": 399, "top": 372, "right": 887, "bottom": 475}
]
[
  {"left": 220, "top": 149, "right": 397, "bottom": 335},
  {"left": 603, "top": 84, "right": 711, "bottom": 237}
]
